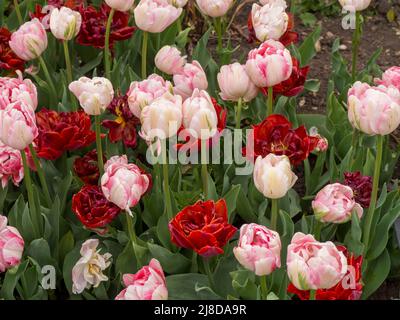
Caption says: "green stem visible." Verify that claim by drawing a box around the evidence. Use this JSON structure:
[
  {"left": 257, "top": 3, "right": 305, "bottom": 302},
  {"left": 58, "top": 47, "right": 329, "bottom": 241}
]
[
  {"left": 351, "top": 12, "right": 362, "bottom": 82},
  {"left": 203, "top": 258, "right": 215, "bottom": 291},
  {"left": 38, "top": 56, "right": 57, "bottom": 102},
  {"left": 267, "top": 87, "right": 274, "bottom": 116},
  {"left": 63, "top": 41, "right": 78, "bottom": 111},
  {"left": 125, "top": 211, "right": 140, "bottom": 269},
  {"left": 235, "top": 98, "right": 243, "bottom": 129},
  {"left": 29, "top": 144, "right": 51, "bottom": 208},
  {"left": 271, "top": 199, "right": 278, "bottom": 231},
  {"left": 214, "top": 17, "right": 223, "bottom": 56},
  {"left": 104, "top": 8, "right": 115, "bottom": 79},
  {"left": 309, "top": 289, "right": 316, "bottom": 300},
  {"left": 176, "top": 13, "right": 182, "bottom": 33},
  {"left": 94, "top": 116, "right": 104, "bottom": 178},
  {"left": 201, "top": 139, "right": 209, "bottom": 199},
  {"left": 350, "top": 129, "right": 359, "bottom": 168},
  {"left": 141, "top": 31, "right": 148, "bottom": 79},
  {"left": 260, "top": 275, "right": 268, "bottom": 300},
  {"left": 13, "top": 0, "right": 23, "bottom": 25},
  {"left": 290, "top": 0, "right": 296, "bottom": 15},
  {"left": 313, "top": 219, "right": 323, "bottom": 241},
  {"left": 362, "top": 135, "right": 384, "bottom": 254},
  {"left": 162, "top": 143, "right": 173, "bottom": 221},
  {"left": 20, "top": 150, "right": 41, "bottom": 238}
]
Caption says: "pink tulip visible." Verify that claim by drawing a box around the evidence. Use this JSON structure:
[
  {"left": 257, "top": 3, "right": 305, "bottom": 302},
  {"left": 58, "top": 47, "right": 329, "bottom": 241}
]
[
  {"left": 0, "top": 101, "right": 38, "bottom": 150},
  {"left": 134, "top": 0, "right": 182, "bottom": 33},
  {"left": 347, "top": 82, "right": 400, "bottom": 136},
  {"left": 127, "top": 74, "right": 173, "bottom": 118},
  {"left": 115, "top": 259, "right": 168, "bottom": 300},
  {"left": 375, "top": 66, "right": 400, "bottom": 90},
  {"left": 9, "top": 18, "right": 48, "bottom": 61},
  {"left": 245, "top": 39, "right": 293, "bottom": 88},
  {"left": 101, "top": 155, "right": 150, "bottom": 214},
  {"left": 233, "top": 223, "right": 281, "bottom": 276},
  {"left": 196, "top": 0, "right": 234, "bottom": 17},
  {"left": 0, "top": 215, "right": 24, "bottom": 273},
  {"left": 168, "top": 0, "right": 188, "bottom": 7},
  {"left": 105, "top": 0, "right": 135, "bottom": 12},
  {"left": 0, "top": 75, "right": 38, "bottom": 111},
  {"left": 339, "top": 0, "right": 371, "bottom": 11},
  {"left": 287, "top": 232, "right": 348, "bottom": 290},
  {"left": 155, "top": 46, "right": 187, "bottom": 75},
  {"left": 251, "top": 3, "right": 288, "bottom": 42},
  {"left": 312, "top": 183, "right": 363, "bottom": 224},
  {"left": 217, "top": 62, "right": 259, "bottom": 102},
  {"left": 0, "top": 142, "right": 24, "bottom": 189},
  {"left": 173, "top": 61, "right": 208, "bottom": 100}
]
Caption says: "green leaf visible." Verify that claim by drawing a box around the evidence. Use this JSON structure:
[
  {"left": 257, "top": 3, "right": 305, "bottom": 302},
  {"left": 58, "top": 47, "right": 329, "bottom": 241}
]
[
  {"left": 231, "top": 269, "right": 257, "bottom": 300},
  {"left": 362, "top": 249, "right": 391, "bottom": 299},
  {"left": 298, "top": 25, "right": 321, "bottom": 67},
  {"left": 223, "top": 185, "right": 241, "bottom": 222},
  {"left": 192, "top": 28, "right": 212, "bottom": 68},
  {"left": 147, "top": 243, "right": 191, "bottom": 274},
  {"left": 166, "top": 274, "right": 221, "bottom": 300},
  {"left": 0, "top": 260, "right": 29, "bottom": 300}
]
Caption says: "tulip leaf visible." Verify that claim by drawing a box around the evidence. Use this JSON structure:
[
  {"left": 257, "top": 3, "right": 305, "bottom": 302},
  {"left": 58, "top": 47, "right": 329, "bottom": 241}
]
[
  {"left": 362, "top": 249, "right": 391, "bottom": 299},
  {"left": 147, "top": 243, "right": 191, "bottom": 274},
  {"left": 0, "top": 260, "right": 29, "bottom": 300}
]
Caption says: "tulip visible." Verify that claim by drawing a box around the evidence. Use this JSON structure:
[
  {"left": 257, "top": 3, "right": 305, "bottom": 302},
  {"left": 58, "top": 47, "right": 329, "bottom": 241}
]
[
  {"left": 173, "top": 61, "right": 208, "bottom": 100},
  {"left": 233, "top": 223, "right": 281, "bottom": 276},
  {"left": 105, "top": 0, "right": 135, "bottom": 12},
  {"left": 115, "top": 259, "right": 168, "bottom": 300},
  {"left": 139, "top": 92, "right": 183, "bottom": 142},
  {"left": 251, "top": 3, "right": 289, "bottom": 42},
  {"left": 101, "top": 155, "right": 150, "bottom": 213},
  {"left": 0, "top": 215, "right": 24, "bottom": 273},
  {"left": 287, "top": 233, "right": 348, "bottom": 291},
  {"left": 312, "top": 183, "right": 363, "bottom": 224},
  {"left": 69, "top": 77, "right": 114, "bottom": 116},
  {"left": 344, "top": 171, "right": 372, "bottom": 208},
  {"left": 9, "top": 18, "right": 48, "bottom": 61},
  {"left": 0, "top": 101, "right": 38, "bottom": 151},
  {"left": 182, "top": 89, "right": 218, "bottom": 140},
  {"left": 49, "top": 7, "right": 82, "bottom": 41},
  {"left": 196, "top": 0, "right": 234, "bottom": 17},
  {"left": 127, "top": 74, "right": 173, "bottom": 118},
  {"left": 155, "top": 45, "right": 187, "bottom": 75},
  {"left": 0, "top": 75, "right": 38, "bottom": 111},
  {"left": 168, "top": 0, "right": 188, "bottom": 7},
  {"left": 347, "top": 82, "right": 400, "bottom": 136},
  {"left": 0, "top": 141, "right": 24, "bottom": 189},
  {"left": 375, "top": 66, "right": 400, "bottom": 91},
  {"left": 253, "top": 154, "right": 297, "bottom": 199},
  {"left": 338, "top": 0, "right": 371, "bottom": 11},
  {"left": 72, "top": 239, "right": 112, "bottom": 294}
]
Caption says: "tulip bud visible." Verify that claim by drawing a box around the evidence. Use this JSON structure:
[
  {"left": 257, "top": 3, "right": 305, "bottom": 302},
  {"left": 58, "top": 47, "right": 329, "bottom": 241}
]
[
  {"left": 196, "top": 0, "right": 234, "bottom": 17},
  {"left": 49, "top": 7, "right": 82, "bottom": 41},
  {"left": 338, "top": 0, "right": 371, "bottom": 11},
  {"left": 287, "top": 233, "right": 348, "bottom": 290},
  {"left": 9, "top": 18, "right": 48, "bottom": 61},
  {"left": 246, "top": 39, "right": 293, "bottom": 88},
  {"left": 253, "top": 154, "right": 297, "bottom": 199},
  {"left": 234, "top": 223, "right": 281, "bottom": 276},
  {"left": 312, "top": 183, "right": 363, "bottom": 224},
  {"left": 155, "top": 45, "right": 187, "bottom": 75},
  {"left": 0, "top": 101, "right": 38, "bottom": 150},
  {"left": 217, "top": 62, "right": 259, "bottom": 102},
  {"left": 251, "top": 3, "right": 288, "bottom": 42},
  {"left": 69, "top": 77, "right": 114, "bottom": 115},
  {"left": 140, "top": 92, "right": 183, "bottom": 141},
  {"left": 182, "top": 89, "right": 218, "bottom": 140},
  {"left": 105, "top": 0, "right": 135, "bottom": 12},
  {"left": 173, "top": 61, "right": 208, "bottom": 100},
  {"left": 347, "top": 82, "right": 400, "bottom": 136},
  {"left": 0, "top": 215, "right": 24, "bottom": 273},
  {"left": 134, "top": 0, "right": 182, "bottom": 33}
]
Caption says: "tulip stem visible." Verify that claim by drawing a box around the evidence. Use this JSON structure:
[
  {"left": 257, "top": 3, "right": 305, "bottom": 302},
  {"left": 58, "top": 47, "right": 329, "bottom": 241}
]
[
  {"left": 267, "top": 87, "right": 274, "bottom": 116},
  {"left": 125, "top": 211, "right": 140, "bottom": 269},
  {"left": 141, "top": 31, "right": 148, "bottom": 79},
  {"left": 201, "top": 139, "right": 209, "bottom": 200},
  {"left": 94, "top": 115, "right": 104, "bottom": 178},
  {"left": 309, "top": 289, "right": 316, "bottom": 300},
  {"left": 260, "top": 275, "right": 268, "bottom": 299},
  {"left": 235, "top": 98, "right": 243, "bottom": 129},
  {"left": 13, "top": 0, "right": 23, "bottom": 25},
  {"left": 214, "top": 17, "right": 223, "bottom": 57},
  {"left": 177, "top": 13, "right": 183, "bottom": 33},
  {"left": 162, "top": 143, "right": 173, "bottom": 221},
  {"left": 362, "top": 135, "right": 383, "bottom": 255},
  {"left": 38, "top": 56, "right": 57, "bottom": 102},
  {"left": 20, "top": 150, "right": 41, "bottom": 238},
  {"left": 203, "top": 258, "right": 215, "bottom": 291},
  {"left": 350, "top": 129, "right": 359, "bottom": 168},
  {"left": 271, "top": 199, "right": 278, "bottom": 231},
  {"left": 104, "top": 8, "right": 115, "bottom": 79},
  {"left": 351, "top": 12, "right": 362, "bottom": 82},
  {"left": 63, "top": 41, "right": 78, "bottom": 111},
  {"left": 313, "top": 219, "right": 322, "bottom": 241},
  {"left": 29, "top": 144, "right": 52, "bottom": 208}
]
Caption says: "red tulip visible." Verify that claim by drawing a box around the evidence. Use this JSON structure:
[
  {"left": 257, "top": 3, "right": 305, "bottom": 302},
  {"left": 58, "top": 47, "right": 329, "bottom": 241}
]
[
  {"left": 243, "top": 114, "right": 319, "bottom": 166},
  {"left": 169, "top": 199, "right": 237, "bottom": 257},
  {"left": 0, "top": 27, "right": 25, "bottom": 74},
  {"left": 344, "top": 171, "right": 372, "bottom": 208},
  {"left": 73, "top": 150, "right": 105, "bottom": 185},
  {"left": 34, "top": 109, "right": 96, "bottom": 160}
]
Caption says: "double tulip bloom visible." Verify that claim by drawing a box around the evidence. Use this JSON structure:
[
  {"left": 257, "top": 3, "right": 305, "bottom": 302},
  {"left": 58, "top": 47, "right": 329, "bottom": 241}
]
[
  {"left": 196, "top": 0, "right": 234, "bottom": 17},
  {"left": 375, "top": 66, "right": 400, "bottom": 91},
  {"left": 234, "top": 223, "right": 281, "bottom": 276},
  {"left": 115, "top": 259, "right": 168, "bottom": 300},
  {"left": 0, "top": 142, "right": 24, "bottom": 189},
  {"left": 155, "top": 46, "right": 187, "bottom": 75},
  {"left": 0, "top": 215, "right": 24, "bottom": 273},
  {"left": 173, "top": 61, "right": 208, "bottom": 100},
  {"left": 0, "top": 76, "right": 38, "bottom": 111}
]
